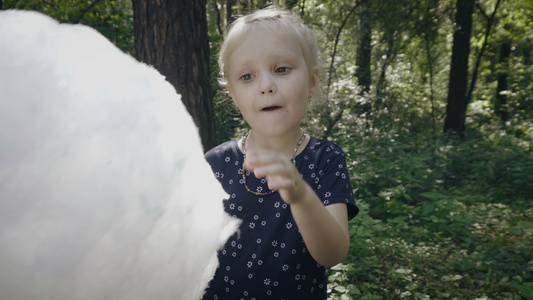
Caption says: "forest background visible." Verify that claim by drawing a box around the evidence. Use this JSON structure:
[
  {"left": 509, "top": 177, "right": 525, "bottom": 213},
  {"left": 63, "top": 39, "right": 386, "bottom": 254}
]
[{"left": 2, "top": 0, "right": 532, "bottom": 299}]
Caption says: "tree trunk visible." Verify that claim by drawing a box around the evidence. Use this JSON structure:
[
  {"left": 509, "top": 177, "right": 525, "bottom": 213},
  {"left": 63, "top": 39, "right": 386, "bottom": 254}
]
[
  {"left": 354, "top": 1, "right": 372, "bottom": 114},
  {"left": 321, "top": 2, "right": 360, "bottom": 140},
  {"left": 213, "top": 0, "right": 223, "bottom": 35},
  {"left": 355, "top": 26, "right": 372, "bottom": 95},
  {"left": 132, "top": 0, "right": 217, "bottom": 152},
  {"left": 443, "top": 0, "right": 475, "bottom": 138},
  {"left": 495, "top": 40, "right": 511, "bottom": 123},
  {"left": 466, "top": 0, "right": 502, "bottom": 105},
  {"left": 524, "top": 48, "right": 532, "bottom": 66},
  {"left": 286, "top": 0, "right": 299, "bottom": 9},
  {"left": 299, "top": 0, "right": 306, "bottom": 17},
  {"left": 424, "top": 33, "right": 437, "bottom": 133},
  {"left": 227, "top": 0, "right": 237, "bottom": 25},
  {"left": 375, "top": 34, "right": 395, "bottom": 109}
]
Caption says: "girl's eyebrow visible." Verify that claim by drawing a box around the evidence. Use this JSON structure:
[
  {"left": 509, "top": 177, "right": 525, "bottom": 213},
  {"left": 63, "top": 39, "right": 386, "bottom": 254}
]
[
  {"left": 241, "top": 53, "right": 295, "bottom": 62},
  {"left": 268, "top": 52, "right": 297, "bottom": 61},
  {"left": 232, "top": 52, "right": 298, "bottom": 71}
]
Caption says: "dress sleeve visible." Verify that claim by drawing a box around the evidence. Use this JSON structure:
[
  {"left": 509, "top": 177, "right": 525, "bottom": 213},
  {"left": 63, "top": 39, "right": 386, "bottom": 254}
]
[{"left": 315, "top": 145, "right": 359, "bottom": 220}]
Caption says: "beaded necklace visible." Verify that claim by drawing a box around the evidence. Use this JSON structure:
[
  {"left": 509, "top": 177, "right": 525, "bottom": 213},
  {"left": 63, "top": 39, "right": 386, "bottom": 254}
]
[{"left": 241, "top": 129, "right": 307, "bottom": 196}]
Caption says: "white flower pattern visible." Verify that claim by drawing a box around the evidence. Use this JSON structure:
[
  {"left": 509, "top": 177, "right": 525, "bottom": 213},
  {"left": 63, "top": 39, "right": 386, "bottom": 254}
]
[{"left": 202, "top": 136, "right": 358, "bottom": 300}]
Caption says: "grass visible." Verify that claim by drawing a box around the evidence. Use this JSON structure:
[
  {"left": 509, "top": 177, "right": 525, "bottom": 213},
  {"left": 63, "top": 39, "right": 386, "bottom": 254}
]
[{"left": 326, "top": 118, "right": 533, "bottom": 299}]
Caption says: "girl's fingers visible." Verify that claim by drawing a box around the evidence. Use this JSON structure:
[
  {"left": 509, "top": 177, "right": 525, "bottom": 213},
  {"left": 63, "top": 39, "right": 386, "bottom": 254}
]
[
  {"left": 244, "top": 150, "right": 303, "bottom": 202},
  {"left": 249, "top": 158, "right": 295, "bottom": 181},
  {"left": 268, "top": 177, "right": 298, "bottom": 191},
  {"left": 244, "top": 150, "right": 289, "bottom": 172},
  {"left": 253, "top": 164, "right": 286, "bottom": 178},
  {"left": 245, "top": 150, "right": 280, "bottom": 165}
]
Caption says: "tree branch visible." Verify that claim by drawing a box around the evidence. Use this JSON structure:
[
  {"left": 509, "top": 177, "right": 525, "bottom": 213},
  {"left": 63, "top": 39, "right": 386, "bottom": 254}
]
[
  {"left": 322, "top": 1, "right": 363, "bottom": 139},
  {"left": 286, "top": 0, "right": 298, "bottom": 9},
  {"left": 326, "top": 1, "right": 361, "bottom": 97},
  {"left": 213, "top": 0, "right": 223, "bottom": 35},
  {"left": 475, "top": 2, "right": 489, "bottom": 20},
  {"left": 466, "top": 0, "right": 502, "bottom": 104}
]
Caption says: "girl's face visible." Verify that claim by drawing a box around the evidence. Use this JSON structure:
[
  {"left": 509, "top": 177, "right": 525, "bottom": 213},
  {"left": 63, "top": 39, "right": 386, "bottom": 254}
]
[{"left": 226, "top": 27, "right": 318, "bottom": 137}]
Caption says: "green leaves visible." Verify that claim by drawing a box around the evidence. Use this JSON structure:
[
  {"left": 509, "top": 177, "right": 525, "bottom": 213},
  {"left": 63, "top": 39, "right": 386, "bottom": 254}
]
[
  {"left": 511, "top": 282, "right": 533, "bottom": 299},
  {"left": 6, "top": 0, "right": 531, "bottom": 297},
  {"left": 3, "top": 0, "right": 134, "bottom": 54},
  {"left": 328, "top": 122, "right": 532, "bottom": 298}
]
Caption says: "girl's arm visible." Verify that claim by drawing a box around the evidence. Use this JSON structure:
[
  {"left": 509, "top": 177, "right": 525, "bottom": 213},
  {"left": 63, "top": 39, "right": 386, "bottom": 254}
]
[
  {"left": 290, "top": 187, "right": 349, "bottom": 267},
  {"left": 245, "top": 150, "right": 350, "bottom": 267}
]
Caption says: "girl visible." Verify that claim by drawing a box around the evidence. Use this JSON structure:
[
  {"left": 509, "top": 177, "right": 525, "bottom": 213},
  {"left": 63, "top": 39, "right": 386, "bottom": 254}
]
[{"left": 202, "top": 6, "right": 358, "bottom": 300}]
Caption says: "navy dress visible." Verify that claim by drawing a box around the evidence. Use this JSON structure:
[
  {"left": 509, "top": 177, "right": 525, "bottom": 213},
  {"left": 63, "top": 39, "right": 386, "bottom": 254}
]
[{"left": 202, "top": 136, "right": 358, "bottom": 300}]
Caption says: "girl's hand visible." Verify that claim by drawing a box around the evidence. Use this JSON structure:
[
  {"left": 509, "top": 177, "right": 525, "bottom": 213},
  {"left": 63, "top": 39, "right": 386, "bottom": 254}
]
[
  {"left": 245, "top": 149, "right": 351, "bottom": 268},
  {"left": 244, "top": 150, "right": 307, "bottom": 204}
]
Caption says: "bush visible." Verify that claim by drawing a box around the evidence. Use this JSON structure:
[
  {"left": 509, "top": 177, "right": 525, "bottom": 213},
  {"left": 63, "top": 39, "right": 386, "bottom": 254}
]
[{"left": 328, "top": 120, "right": 533, "bottom": 299}]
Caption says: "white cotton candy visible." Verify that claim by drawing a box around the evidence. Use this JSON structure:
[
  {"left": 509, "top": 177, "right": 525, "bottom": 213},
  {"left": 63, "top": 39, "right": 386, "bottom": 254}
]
[{"left": 0, "top": 10, "right": 239, "bottom": 300}]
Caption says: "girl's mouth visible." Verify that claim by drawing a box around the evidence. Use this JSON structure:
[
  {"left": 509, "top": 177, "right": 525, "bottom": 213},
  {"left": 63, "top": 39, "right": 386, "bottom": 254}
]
[{"left": 261, "top": 106, "right": 282, "bottom": 111}]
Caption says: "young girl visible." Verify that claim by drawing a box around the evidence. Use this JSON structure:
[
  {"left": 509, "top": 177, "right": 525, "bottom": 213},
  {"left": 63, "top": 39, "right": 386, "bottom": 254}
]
[{"left": 202, "top": 6, "right": 358, "bottom": 300}]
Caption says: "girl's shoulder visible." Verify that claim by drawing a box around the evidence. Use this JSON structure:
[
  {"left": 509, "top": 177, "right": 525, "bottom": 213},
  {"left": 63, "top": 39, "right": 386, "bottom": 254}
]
[
  {"left": 302, "top": 136, "right": 347, "bottom": 159},
  {"left": 204, "top": 140, "right": 242, "bottom": 164}
]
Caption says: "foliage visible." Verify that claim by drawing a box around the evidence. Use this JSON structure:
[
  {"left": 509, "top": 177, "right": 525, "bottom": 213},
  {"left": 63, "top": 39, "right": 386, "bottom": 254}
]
[
  {"left": 326, "top": 111, "right": 533, "bottom": 299},
  {"left": 3, "top": 0, "right": 134, "bottom": 54},
  {"left": 5, "top": 0, "right": 533, "bottom": 298}
]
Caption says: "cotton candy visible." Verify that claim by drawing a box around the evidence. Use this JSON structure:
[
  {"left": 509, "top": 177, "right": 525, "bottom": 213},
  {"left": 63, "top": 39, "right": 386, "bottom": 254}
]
[{"left": 0, "top": 10, "right": 238, "bottom": 300}]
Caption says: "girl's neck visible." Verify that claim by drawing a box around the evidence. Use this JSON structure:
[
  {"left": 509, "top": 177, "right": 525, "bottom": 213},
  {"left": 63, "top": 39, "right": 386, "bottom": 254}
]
[{"left": 243, "top": 128, "right": 309, "bottom": 159}]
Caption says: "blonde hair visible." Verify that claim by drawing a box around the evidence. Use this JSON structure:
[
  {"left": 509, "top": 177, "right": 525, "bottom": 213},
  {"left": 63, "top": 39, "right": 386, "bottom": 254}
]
[{"left": 218, "top": 6, "right": 320, "bottom": 86}]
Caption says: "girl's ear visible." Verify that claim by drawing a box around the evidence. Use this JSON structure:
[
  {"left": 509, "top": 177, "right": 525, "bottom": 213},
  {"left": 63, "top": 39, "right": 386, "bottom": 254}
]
[
  {"left": 309, "top": 68, "right": 319, "bottom": 98},
  {"left": 227, "top": 84, "right": 240, "bottom": 108},
  {"left": 227, "top": 84, "right": 234, "bottom": 98}
]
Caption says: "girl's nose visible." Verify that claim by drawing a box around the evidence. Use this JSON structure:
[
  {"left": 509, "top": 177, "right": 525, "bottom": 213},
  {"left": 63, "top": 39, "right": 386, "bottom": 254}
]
[{"left": 259, "top": 74, "right": 276, "bottom": 95}]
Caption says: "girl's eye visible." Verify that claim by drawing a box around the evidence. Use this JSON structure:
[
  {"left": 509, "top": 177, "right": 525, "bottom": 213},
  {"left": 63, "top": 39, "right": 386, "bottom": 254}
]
[
  {"left": 240, "top": 73, "right": 253, "bottom": 81},
  {"left": 275, "top": 66, "right": 290, "bottom": 74}
]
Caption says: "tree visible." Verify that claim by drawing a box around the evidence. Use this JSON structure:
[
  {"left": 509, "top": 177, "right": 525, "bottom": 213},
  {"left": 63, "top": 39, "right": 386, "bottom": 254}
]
[
  {"left": 227, "top": 0, "right": 237, "bottom": 25},
  {"left": 321, "top": 1, "right": 360, "bottom": 140},
  {"left": 371, "top": 0, "right": 420, "bottom": 108},
  {"left": 354, "top": 0, "right": 372, "bottom": 99},
  {"left": 495, "top": 39, "right": 511, "bottom": 122},
  {"left": 132, "top": 0, "right": 217, "bottom": 151},
  {"left": 3, "top": 0, "right": 134, "bottom": 53},
  {"left": 13, "top": 0, "right": 530, "bottom": 143},
  {"left": 443, "top": 0, "right": 475, "bottom": 137}
]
